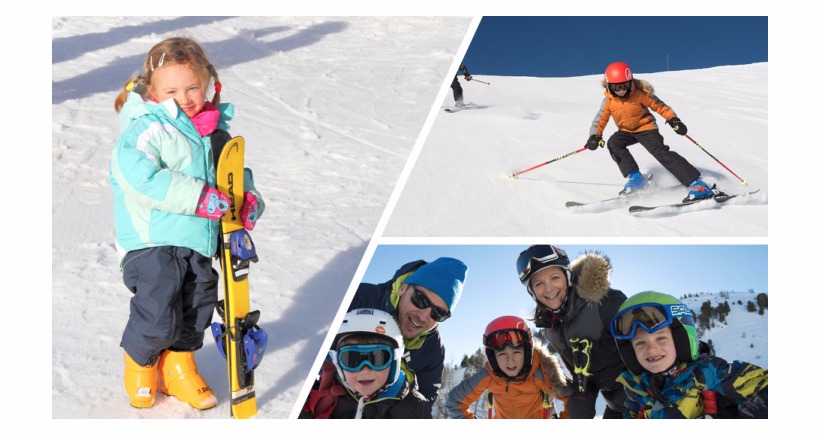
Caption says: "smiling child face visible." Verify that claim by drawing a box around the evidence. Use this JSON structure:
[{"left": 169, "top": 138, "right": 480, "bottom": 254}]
[{"left": 631, "top": 326, "right": 678, "bottom": 374}]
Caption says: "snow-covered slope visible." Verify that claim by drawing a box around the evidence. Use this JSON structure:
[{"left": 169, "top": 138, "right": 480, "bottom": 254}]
[
  {"left": 385, "top": 64, "right": 768, "bottom": 237},
  {"left": 52, "top": 16, "right": 472, "bottom": 419}
]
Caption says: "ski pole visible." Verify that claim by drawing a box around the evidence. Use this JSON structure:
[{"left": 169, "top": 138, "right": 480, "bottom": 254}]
[
  {"left": 470, "top": 78, "right": 490, "bottom": 85},
  {"left": 684, "top": 134, "right": 748, "bottom": 185},
  {"left": 510, "top": 147, "right": 588, "bottom": 179}
]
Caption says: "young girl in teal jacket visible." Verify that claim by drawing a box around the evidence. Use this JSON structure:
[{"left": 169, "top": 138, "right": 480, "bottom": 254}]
[{"left": 110, "top": 36, "right": 264, "bottom": 411}]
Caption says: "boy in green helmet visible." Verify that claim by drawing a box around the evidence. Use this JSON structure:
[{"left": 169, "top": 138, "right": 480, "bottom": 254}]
[{"left": 611, "top": 291, "right": 768, "bottom": 419}]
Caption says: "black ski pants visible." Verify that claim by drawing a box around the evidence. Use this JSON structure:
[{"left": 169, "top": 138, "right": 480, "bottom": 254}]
[
  {"left": 567, "top": 384, "right": 626, "bottom": 419},
  {"left": 607, "top": 129, "right": 700, "bottom": 186},
  {"left": 451, "top": 75, "right": 463, "bottom": 103},
  {"left": 120, "top": 246, "right": 219, "bottom": 366}
]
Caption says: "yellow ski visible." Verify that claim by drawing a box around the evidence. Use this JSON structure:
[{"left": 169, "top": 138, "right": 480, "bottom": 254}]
[{"left": 213, "top": 136, "right": 263, "bottom": 419}]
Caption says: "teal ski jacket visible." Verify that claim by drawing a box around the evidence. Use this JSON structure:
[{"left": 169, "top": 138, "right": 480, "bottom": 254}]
[{"left": 110, "top": 91, "right": 233, "bottom": 265}]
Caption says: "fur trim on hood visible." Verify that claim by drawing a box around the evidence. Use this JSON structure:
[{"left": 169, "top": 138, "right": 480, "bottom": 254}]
[
  {"left": 569, "top": 251, "right": 612, "bottom": 305},
  {"left": 534, "top": 342, "right": 569, "bottom": 391},
  {"left": 600, "top": 78, "right": 655, "bottom": 95}
]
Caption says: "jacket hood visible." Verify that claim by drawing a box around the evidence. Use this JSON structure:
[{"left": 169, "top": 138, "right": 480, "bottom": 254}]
[
  {"left": 601, "top": 78, "right": 655, "bottom": 96},
  {"left": 533, "top": 343, "right": 569, "bottom": 391},
  {"left": 569, "top": 251, "right": 612, "bottom": 304}
]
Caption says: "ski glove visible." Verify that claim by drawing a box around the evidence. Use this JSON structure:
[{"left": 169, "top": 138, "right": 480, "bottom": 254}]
[
  {"left": 465, "top": 74, "right": 472, "bottom": 81},
  {"left": 196, "top": 186, "right": 229, "bottom": 220},
  {"left": 302, "top": 361, "right": 346, "bottom": 418},
  {"left": 668, "top": 117, "right": 688, "bottom": 136},
  {"left": 240, "top": 190, "right": 264, "bottom": 230},
  {"left": 586, "top": 135, "right": 605, "bottom": 151}
]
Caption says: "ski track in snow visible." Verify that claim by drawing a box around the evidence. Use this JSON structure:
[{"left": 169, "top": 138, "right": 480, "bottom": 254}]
[
  {"left": 51, "top": 16, "right": 472, "bottom": 420},
  {"left": 385, "top": 65, "right": 768, "bottom": 237}
]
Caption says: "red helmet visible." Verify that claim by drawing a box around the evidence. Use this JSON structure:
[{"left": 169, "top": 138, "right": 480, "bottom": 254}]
[
  {"left": 605, "top": 61, "right": 633, "bottom": 83},
  {"left": 482, "top": 316, "right": 534, "bottom": 379}
]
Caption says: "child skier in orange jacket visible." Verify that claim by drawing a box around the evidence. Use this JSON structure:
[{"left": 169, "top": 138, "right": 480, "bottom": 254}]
[
  {"left": 445, "top": 316, "right": 571, "bottom": 419},
  {"left": 586, "top": 61, "right": 718, "bottom": 203}
]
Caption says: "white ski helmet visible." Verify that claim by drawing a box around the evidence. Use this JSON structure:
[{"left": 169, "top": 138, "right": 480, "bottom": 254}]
[{"left": 328, "top": 308, "right": 405, "bottom": 393}]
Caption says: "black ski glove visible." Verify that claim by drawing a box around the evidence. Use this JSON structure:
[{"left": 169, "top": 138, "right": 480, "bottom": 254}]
[
  {"left": 585, "top": 135, "right": 605, "bottom": 151},
  {"left": 668, "top": 117, "right": 688, "bottom": 136}
]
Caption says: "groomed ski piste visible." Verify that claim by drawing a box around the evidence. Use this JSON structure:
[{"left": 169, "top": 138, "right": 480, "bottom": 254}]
[
  {"left": 51, "top": 16, "right": 471, "bottom": 420},
  {"left": 385, "top": 63, "right": 768, "bottom": 237}
]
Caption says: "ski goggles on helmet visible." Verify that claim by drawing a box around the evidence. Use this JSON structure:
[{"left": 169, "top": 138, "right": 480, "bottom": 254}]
[
  {"left": 484, "top": 329, "right": 527, "bottom": 351},
  {"left": 337, "top": 344, "right": 394, "bottom": 372},
  {"left": 517, "top": 245, "right": 567, "bottom": 282},
  {"left": 610, "top": 302, "right": 692, "bottom": 340},
  {"left": 409, "top": 285, "right": 451, "bottom": 322}
]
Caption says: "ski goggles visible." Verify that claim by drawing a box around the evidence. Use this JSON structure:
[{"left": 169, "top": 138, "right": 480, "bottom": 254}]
[
  {"left": 409, "top": 285, "right": 451, "bottom": 322},
  {"left": 610, "top": 303, "right": 693, "bottom": 340},
  {"left": 484, "top": 329, "right": 528, "bottom": 351},
  {"left": 517, "top": 245, "right": 567, "bottom": 282},
  {"left": 609, "top": 81, "right": 631, "bottom": 92},
  {"left": 337, "top": 344, "right": 394, "bottom": 372}
]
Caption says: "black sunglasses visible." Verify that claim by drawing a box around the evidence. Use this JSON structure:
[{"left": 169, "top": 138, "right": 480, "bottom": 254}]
[{"left": 409, "top": 286, "right": 451, "bottom": 322}]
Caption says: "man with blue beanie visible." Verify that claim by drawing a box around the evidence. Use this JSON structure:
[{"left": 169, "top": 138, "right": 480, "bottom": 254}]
[{"left": 348, "top": 257, "right": 468, "bottom": 408}]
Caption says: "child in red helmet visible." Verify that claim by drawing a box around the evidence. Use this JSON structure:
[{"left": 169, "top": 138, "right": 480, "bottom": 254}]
[
  {"left": 445, "top": 315, "right": 571, "bottom": 418},
  {"left": 586, "top": 61, "right": 718, "bottom": 202}
]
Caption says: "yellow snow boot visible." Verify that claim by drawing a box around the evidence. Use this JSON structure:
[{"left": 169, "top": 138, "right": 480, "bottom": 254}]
[
  {"left": 158, "top": 350, "right": 217, "bottom": 410},
  {"left": 123, "top": 352, "right": 158, "bottom": 408}
]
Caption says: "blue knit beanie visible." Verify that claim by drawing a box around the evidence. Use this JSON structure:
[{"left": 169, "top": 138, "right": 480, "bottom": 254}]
[{"left": 404, "top": 257, "right": 468, "bottom": 313}]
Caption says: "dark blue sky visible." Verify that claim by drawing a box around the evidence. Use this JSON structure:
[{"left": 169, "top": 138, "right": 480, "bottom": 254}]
[{"left": 463, "top": 16, "right": 768, "bottom": 78}]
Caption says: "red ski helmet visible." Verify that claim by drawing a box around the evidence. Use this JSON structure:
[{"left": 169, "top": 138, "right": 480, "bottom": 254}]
[
  {"left": 605, "top": 62, "right": 633, "bottom": 83},
  {"left": 482, "top": 315, "right": 533, "bottom": 379}
]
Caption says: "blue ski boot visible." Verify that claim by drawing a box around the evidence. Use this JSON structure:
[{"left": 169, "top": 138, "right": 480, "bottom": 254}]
[
  {"left": 683, "top": 179, "right": 716, "bottom": 203},
  {"left": 619, "top": 170, "right": 649, "bottom": 196}
]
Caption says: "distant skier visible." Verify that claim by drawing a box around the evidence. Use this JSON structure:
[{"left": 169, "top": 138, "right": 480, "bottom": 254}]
[
  {"left": 446, "top": 315, "right": 571, "bottom": 419},
  {"left": 611, "top": 291, "right": 768, "bottom": 418},
  {"left": 585, "top": 61, "right": 718, "bottom": 202},
  {"left": 451, "top": 63, "right": 472, "bottom": 107}
]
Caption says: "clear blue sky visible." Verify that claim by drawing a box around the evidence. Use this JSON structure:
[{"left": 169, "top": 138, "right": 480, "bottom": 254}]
[
  {"left": 360, "top": 244, "right": 767, "bottom": 363},
  {"left": 462, "top": 16, "right": 768, "bottom": 78}
]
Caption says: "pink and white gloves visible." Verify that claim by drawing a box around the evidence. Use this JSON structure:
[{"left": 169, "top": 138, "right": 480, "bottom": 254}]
[
  {"left": 196, "top": 186, "right": 230, "bottom": 220},
  {"left": 240, "top": 191, "right": 260, "bottom": 230},
  {"left": 196, "top": 185, "right": 263, "bottom": 231}
]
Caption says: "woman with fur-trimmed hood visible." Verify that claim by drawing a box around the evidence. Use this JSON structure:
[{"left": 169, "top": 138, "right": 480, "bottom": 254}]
[
  {"left": 446, "top": 315, "right": 571, "bottom": 419},
  {"left": 585, "top": 61, "right": 718, "bottom": 202},
  {"left": 516, "top": 245, "right": 628, "bottom": 418}
]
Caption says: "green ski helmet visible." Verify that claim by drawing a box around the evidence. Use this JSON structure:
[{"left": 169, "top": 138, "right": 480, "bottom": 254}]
[{"left": 610, "top": 291, "right": 699, "bottom": 374}]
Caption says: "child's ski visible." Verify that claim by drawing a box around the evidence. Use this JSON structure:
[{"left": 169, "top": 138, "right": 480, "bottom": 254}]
[
  {"left": 628, "top": 189, "right": 760, "bottom": 214},
  {"left": 211, "top": 136, "right": 267, "bottom": 419}
]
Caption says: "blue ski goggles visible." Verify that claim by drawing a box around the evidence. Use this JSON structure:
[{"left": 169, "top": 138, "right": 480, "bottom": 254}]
[
  {"left": 409, "top": 285, "right": 451, "bottom": 323},
  {"left": 610, "top": 303, "right": 693, "bottom": 340},
  {"left": 517, "top": 245, "right": 567, "bottom": 282},
  {"left": 337, "top": 344, "right": 394, "bottom": 372}
]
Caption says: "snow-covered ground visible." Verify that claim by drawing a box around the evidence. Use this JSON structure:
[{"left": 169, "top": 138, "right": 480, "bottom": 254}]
[
  {"left": 384, "top": 64, "right": 768, "bottom": 237},
  {"left": 52, "top": 16, "right": 472, "bottom": 419}
]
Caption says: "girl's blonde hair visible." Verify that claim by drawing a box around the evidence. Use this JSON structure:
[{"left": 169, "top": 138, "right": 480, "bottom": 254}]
[{"left": 114, "top": 36, "right": 221, "bottom": 113}]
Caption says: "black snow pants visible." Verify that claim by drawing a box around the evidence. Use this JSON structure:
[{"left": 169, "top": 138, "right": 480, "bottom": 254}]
[
  {"left": 451, "top": 75, "right": 463, "bottom": 103},
  {"left": 607, "top": 129, "right": 700, "bottom": 186},
  {"left": 119, "top": 246, "right": 219, "bottom": 366}
]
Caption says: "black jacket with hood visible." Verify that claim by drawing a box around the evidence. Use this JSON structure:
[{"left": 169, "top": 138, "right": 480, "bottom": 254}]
[{"left": 533, "top": 252, "right": 628, "bottom": 417}]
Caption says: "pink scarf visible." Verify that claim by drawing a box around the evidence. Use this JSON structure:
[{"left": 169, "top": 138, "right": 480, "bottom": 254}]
[{"left": 190, "top": 102, "right": 220, "bottom": 136}]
